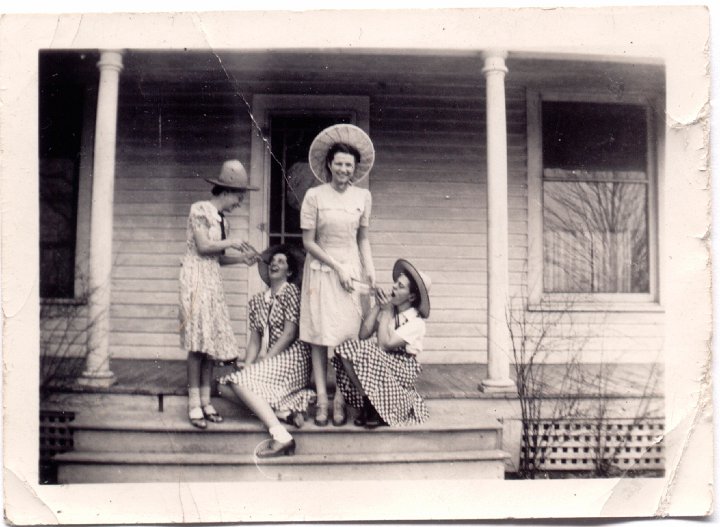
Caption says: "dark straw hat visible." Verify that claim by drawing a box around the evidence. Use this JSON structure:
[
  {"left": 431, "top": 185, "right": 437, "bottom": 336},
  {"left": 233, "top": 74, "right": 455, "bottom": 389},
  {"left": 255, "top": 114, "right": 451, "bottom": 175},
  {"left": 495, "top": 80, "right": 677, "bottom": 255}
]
[
  {"left": 204, "top": 159, "right": 259, "bottom": 190},
  {"left": 392, "top": 259, "right": 432, "bottom": 319},
  {"left": 258, "top": 244, "right": 306, "bottom": 287}
]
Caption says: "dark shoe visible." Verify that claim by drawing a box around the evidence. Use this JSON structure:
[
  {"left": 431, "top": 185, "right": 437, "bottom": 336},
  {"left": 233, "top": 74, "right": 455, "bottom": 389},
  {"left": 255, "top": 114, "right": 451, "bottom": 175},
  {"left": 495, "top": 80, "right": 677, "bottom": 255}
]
[
  {"left": 279, "top": 411, "right": 305, "bottom": 429},
  {"left": 256, "top": 439, "right": 296, "bottom": 458},
  {"left": 354, "top": 396, "right": 370, "bottom": 427},
  {"left": 202, "top": 404, "right": 223, "bottom": 423},
  {"left": 365, "top": 404, "right": 387, "bottom": 430},
  {"left": 189, "top": 408, "right": 207, "bottom": 429},
  {"left": 314, "top": 402, "right": 329, "bottom": 427}
]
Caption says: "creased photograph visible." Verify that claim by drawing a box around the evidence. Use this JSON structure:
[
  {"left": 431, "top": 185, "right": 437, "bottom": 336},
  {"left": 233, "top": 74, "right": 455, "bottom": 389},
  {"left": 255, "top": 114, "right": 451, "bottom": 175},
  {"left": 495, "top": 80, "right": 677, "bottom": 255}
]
[{"left": 1, "top": 4, "right": 713, "bottom": 524}]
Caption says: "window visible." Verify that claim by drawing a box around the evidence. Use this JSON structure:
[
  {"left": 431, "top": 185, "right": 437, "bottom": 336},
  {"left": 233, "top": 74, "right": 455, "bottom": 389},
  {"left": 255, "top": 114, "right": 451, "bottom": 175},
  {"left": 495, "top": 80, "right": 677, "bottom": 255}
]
[
  {"left": 528, "top": 93, "right": 658, "bottom": 307},
  {"left": 39, "top": 51, "right": 95, "bottom": 300},
  {"left": 39, "top": 64, "right": 84, "bottom": 298}
]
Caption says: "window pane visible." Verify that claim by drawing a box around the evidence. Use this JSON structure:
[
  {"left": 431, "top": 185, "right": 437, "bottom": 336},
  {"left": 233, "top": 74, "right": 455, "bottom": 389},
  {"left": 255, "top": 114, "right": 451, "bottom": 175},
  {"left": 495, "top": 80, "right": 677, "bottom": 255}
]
[
  {"left": 543, "top": 180, "right": 649, "bottom": 293},
  {"left": 542, "top": 101, "right": 647, "bottom": 171}
]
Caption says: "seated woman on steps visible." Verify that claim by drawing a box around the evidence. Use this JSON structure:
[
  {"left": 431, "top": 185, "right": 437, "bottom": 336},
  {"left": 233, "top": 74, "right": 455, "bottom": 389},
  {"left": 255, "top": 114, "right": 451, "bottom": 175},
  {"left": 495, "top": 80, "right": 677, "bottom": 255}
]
[
  {"left": 331, "top": 259, "right": 431, "bottom": 429},
  {"left": 217, "top": 244, "right": 315, "bottom": 458}
]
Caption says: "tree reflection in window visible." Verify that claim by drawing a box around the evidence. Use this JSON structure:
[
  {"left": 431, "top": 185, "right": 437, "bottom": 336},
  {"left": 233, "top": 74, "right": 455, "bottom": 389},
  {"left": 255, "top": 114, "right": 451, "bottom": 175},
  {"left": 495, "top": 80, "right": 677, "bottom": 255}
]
[{"left": 541, "top": 101, "right": 649, "bottom": 294}]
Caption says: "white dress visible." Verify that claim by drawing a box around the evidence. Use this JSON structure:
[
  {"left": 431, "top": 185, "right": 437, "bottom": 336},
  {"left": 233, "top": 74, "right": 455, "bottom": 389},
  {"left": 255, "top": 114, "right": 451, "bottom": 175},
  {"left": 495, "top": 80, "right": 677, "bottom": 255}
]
[{"left": 299, "top": 183, "right": 372, "bottom": 346}]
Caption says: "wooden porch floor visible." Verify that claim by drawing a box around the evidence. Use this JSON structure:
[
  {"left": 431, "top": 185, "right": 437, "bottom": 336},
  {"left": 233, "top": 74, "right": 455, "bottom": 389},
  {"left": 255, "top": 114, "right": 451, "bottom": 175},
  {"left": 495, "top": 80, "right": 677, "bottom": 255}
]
[{"left": 46, "top": 359, "right": 663, "bottom": 399}]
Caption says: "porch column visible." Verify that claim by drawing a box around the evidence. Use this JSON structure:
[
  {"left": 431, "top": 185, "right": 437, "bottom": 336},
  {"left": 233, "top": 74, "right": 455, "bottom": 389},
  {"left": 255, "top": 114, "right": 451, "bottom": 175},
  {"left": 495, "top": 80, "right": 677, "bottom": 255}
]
[
  {"left": 480, "top": 50, "right": 515, "bottom": 392},
  {"left": 78, "top": 50, "right": 124, "bottom": 387}
]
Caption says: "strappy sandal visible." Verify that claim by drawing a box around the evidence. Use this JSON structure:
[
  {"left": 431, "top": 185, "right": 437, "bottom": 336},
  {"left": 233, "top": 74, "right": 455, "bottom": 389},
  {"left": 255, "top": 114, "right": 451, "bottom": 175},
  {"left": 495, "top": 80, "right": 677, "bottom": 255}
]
[
  {"left": 202, "top": 404, "right": 223, "bottom": 423},
  {"left": 188, "top": 407, "right": 207, "bottom": 429}
]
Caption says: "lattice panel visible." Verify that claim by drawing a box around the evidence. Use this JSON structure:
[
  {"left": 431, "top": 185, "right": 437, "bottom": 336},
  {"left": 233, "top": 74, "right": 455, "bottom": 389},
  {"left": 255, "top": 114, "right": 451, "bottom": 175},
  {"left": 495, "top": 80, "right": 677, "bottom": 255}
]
[
  {"left": 40, "top": 410, "right": 75, "bottom": 461},
  {"left": 522, "top": 418, "right": 664, "bottom": 472}
]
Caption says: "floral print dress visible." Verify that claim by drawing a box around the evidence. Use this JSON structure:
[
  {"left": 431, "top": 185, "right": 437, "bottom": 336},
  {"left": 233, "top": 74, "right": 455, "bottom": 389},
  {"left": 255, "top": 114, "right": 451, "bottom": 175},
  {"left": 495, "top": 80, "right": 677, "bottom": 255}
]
[{"left": 178, "top": 201, "right": 239, "bottom": 362}]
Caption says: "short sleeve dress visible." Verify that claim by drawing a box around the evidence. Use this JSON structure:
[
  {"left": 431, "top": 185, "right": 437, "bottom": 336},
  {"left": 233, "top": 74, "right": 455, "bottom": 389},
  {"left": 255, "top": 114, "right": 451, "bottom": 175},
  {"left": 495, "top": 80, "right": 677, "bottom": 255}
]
[
  {"left": 178, "top": 201, "right": 239, "bottom": 362},
  {"left": 299, "top": 183, "right": 372, "bottom": 346},
  {"left": 218, "top": 283, "right": 315, "bottom": 414}
]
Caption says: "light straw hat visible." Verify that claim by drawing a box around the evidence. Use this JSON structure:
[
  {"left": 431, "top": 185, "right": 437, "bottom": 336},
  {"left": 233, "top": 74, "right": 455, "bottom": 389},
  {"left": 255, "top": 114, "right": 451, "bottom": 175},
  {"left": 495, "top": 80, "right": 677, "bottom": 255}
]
[
  {"left": 392, "top": 259, "right": 432, "bottom": 319},
  {"left": 308, "top": 124, "right": 375, "bottom": 184},
  {"left": 204, "top": 159, "right": 259, "bottom": 190}
]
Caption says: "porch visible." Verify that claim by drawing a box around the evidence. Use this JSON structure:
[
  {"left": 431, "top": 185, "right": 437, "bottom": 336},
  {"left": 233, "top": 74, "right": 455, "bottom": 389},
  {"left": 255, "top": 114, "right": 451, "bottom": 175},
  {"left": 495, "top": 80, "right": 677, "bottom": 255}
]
[{"left": 42, "top": 359, "right": 664, "bottom": 483}]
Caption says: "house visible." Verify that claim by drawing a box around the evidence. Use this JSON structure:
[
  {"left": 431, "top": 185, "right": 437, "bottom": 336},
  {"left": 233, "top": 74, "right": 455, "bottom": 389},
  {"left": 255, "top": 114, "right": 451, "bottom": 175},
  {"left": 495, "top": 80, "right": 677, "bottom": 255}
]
[{"left": 39, "top": 45, "right": 668, "bottom": 481}]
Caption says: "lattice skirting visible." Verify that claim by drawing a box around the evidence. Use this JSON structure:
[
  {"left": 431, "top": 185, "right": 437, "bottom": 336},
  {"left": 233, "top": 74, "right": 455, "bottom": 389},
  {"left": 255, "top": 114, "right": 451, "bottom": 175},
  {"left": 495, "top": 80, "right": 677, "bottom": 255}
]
[
  {"left": 522, "top": 418, "right": 664, "bottom": 472},
  {"left": 40, "top": 410, "right": 75, "bottom": 484}
]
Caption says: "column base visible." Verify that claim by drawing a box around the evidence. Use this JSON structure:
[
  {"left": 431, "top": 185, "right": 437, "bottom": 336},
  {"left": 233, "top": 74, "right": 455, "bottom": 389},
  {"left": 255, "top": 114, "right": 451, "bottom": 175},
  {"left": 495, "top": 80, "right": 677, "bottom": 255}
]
[
  {"left": 479, "top": 378, "right": 516, "bottom": 393},
  {"left": 77, "top": 371, "right": 116, "bottom": 389}
]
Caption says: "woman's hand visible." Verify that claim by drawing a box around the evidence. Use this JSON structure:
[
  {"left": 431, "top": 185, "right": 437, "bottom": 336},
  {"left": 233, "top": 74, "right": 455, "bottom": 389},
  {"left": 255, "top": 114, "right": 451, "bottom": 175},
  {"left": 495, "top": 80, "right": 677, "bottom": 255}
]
[
  {"left": 375, "top": 287, "right": 393, "bottom": 309},
  {"left": 229, "top": 238, "right": 253, "bottom": 252},
  {"left": 242, "top": 250, "right": 261, "bottom": 266},
  {"left": 335, "top": 264, "right": 355, "bottom": 292}
]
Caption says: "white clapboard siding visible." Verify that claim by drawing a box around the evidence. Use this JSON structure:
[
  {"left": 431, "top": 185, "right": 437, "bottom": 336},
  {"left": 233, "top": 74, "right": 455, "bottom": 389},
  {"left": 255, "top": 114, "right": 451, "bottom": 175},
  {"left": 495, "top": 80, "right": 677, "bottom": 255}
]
[{"left": 102, "top": 67, "right": 662, "bottom": 364}]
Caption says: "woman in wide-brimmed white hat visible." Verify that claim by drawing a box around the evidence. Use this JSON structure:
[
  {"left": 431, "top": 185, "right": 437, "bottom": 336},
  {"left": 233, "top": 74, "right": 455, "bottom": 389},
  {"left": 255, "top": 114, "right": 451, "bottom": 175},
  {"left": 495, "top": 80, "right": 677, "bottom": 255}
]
[
  {"left": 217, "top": 244, "right": 315, "bottom": 457},
  {"left": 299, "top": 124, "right": 377, "bottom": 427},
  {"left": 179, "top": 160, "right": 261, "bottom": 430},
  {"left": 331, "top": 259, "right": 431, "bottom": 429}
]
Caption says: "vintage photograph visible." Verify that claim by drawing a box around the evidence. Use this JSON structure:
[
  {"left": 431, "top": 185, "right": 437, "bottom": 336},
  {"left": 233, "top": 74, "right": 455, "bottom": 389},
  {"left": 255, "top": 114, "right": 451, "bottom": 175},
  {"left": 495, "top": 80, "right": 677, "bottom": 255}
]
[{"left": 2, "top": 4, "right": 713, "bottom": 523}]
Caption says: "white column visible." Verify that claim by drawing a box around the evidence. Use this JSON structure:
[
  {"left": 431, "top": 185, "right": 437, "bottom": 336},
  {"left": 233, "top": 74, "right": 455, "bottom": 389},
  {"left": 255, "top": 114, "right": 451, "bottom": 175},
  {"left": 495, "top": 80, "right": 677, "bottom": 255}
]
[
  {"left": 480, "top": 50, "right": 515, "bottom": 392},
  {"left": 78, "top": 50, "right": 123, "bottom": 387}
]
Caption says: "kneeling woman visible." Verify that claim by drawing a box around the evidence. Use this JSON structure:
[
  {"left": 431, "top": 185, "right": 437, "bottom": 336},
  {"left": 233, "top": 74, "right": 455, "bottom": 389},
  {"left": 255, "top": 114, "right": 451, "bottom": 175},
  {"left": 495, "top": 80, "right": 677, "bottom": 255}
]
[
  {"left": 332, "top": 259, "right": 431, "bottom": 428},
  {"left": 218, "top": 245, "right": 315, "bottom": 457}
]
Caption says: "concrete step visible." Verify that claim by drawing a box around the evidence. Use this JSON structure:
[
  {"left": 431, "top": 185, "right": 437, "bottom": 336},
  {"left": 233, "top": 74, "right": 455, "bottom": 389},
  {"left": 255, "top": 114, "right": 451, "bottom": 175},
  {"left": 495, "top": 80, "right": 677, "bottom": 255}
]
[
  {"left": 56, "top": 449, "right": 509, "bottom": 482},
  {"left": 68, "top": 402, "right": 503, "bottom": 455}
]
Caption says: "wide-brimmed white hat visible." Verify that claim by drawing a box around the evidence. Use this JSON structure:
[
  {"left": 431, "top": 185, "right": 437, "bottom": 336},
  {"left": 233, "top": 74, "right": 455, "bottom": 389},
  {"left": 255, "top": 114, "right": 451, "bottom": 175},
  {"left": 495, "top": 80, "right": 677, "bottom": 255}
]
[
  {"left": 308, "top": 124, "right": 375, "bottom": 184},
  {"left": 204, "top": 159, "right": 259, "bottom": 190},
  {"left": 392, "top": 259, "right": 432, "bottom": 319}
]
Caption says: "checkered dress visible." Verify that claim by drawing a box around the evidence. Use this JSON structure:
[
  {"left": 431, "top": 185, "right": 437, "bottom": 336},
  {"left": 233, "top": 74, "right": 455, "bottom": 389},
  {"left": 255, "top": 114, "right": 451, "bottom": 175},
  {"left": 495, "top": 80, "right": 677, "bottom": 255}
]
[
  {"left": 218, "top": 283, "right": 315, "bottom": 414},
  {"left": 332, "top": 317, "right": 429, "bottom": 426}
]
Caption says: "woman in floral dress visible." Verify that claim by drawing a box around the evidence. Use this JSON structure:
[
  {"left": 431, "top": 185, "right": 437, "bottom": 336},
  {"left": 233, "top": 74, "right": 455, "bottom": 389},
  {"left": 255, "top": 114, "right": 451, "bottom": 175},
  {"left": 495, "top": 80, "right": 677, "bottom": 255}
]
[
  {"left": 179, "top": 160, "right": 260, "bottom": 429},
  {"left": 218, "top": 244, "right": 314, "bottom": 457}
]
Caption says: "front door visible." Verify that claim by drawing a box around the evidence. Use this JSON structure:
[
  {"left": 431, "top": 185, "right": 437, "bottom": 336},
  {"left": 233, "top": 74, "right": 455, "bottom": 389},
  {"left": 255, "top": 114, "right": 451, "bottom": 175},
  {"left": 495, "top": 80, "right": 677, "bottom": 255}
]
[{"left": 267, "top": 114, "right": 352, "bottom": 249}]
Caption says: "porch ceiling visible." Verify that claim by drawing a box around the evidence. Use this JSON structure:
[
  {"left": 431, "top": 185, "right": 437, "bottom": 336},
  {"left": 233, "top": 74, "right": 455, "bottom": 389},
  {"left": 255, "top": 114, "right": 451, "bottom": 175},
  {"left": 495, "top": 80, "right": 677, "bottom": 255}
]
[{"left": 119, "top": 50, "right": 664, "bottom": 94}]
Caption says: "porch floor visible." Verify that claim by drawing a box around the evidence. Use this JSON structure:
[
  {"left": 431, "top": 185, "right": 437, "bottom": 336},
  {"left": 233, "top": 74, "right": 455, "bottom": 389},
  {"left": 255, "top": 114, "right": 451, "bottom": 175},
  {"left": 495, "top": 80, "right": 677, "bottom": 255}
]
[{"left": 46, "top": 359, "right": 663, "bottom": 399}]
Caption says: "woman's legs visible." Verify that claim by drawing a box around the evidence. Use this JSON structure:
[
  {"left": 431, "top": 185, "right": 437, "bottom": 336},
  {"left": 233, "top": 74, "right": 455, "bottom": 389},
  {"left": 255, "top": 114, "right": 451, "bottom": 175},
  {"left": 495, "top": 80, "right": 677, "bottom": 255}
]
[
  {"left": 229, "top": 384, "right": 295, "bottom": 457},
  {"left": 311, "top": 345, "right": 329, "bottom": 425},
  {"left": 199, "top": 355, "right": 222, "bottom": 422},
  {"left": 340, "top": 356, "right": 366, "bottom": 397},
  {"left": 339, "top": 355, "right": 383, "bottom": 428},
  {"left": 187, "top": 351, "right": 206, "bottom": 428}
]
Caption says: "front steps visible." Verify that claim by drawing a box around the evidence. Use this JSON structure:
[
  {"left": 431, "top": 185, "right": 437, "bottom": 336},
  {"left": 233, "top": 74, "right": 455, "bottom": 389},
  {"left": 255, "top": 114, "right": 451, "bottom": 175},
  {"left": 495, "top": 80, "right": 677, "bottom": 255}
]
[{"left": 55, "top": 398, "right": 509, "bottom": 482}]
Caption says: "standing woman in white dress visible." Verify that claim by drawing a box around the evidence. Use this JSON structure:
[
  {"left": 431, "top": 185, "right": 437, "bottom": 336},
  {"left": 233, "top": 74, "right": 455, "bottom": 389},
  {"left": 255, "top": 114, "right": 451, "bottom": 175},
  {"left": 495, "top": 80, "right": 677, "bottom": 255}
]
[
  {"left": 179, "top": 160, "right": 260, "bottom": 429},
  {"left": 300, "top": 124, "right": 376, "bottom": 426}
]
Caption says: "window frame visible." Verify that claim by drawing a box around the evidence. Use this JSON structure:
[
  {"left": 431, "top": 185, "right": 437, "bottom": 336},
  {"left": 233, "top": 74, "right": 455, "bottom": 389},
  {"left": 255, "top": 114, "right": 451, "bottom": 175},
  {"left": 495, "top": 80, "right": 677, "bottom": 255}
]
[{"left": 527, "top": 90, "right": 661, "bottom": 311}]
